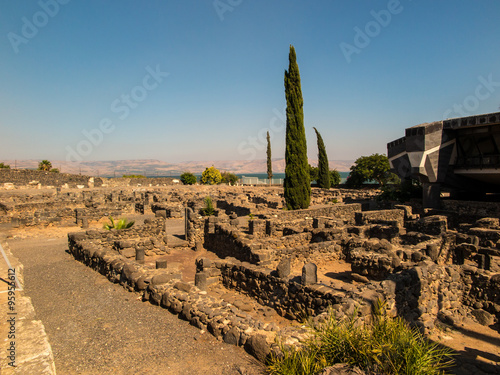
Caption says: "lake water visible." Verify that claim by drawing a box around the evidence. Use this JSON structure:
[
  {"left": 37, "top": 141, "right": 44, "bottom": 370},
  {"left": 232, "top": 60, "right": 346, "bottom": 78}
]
[{"left": 165, "top": 172, "right": 350, "bottom": 183}]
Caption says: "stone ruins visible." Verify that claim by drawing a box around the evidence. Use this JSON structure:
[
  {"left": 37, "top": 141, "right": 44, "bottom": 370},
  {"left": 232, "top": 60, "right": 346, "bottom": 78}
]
[{"left": 0, "top": 170, "right": 499, "bottom": 372}]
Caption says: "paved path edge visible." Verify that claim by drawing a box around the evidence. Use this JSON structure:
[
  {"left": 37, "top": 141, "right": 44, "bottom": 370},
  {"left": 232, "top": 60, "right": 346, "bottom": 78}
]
[{"left": 0, "top": 240, "right": 57, "bottom": 375}]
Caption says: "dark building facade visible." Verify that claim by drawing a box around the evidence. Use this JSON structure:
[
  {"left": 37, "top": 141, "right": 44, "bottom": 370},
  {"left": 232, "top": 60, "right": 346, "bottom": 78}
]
[{"left": 387, "top": 112, "right": 500, "bottom": 207}]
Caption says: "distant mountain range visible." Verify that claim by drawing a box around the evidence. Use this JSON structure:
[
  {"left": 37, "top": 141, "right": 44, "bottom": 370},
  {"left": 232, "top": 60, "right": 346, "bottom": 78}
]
[{"left": 2, "top": 159, "right": 354, "bottom": 177}]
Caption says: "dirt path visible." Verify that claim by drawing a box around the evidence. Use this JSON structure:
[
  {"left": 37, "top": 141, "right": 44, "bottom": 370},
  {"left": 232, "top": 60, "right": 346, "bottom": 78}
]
[{"left": 6, "top": 234, "right": 264, "bottom": 375}]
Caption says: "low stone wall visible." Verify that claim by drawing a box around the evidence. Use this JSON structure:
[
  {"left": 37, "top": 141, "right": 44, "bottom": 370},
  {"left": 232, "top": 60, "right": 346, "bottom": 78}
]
[
  {"left": 277, "top": 203, "right": 362, "bottom": 223},
  {"left": 462, "top": 267, "right": 500, "bottom": 325},
  {"left": 101, "top": 177, "right": 176, "bottom": 187},
  {"left": 384, "top": 262, "right": 469, "bottom": 332},
  {"left": 211, "top": 259, "right": 375, "bottom": 321},
  {"left": 442, "top": 200, "right": 500, "bottom": 222},
  {"left": 73, "top": 218, "right": 168, "bottom": 256},
  {"left": 355, "top": 209, "right": 404, "bottom": 227},
  {"left": 0, "top": 169, "right": 101, "bottom": 188}
]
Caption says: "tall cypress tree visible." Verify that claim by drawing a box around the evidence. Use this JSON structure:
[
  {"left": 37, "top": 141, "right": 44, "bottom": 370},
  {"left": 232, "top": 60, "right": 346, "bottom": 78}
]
[
  {"left": 266, "top": 131, "right": 273, "bottom": 182},
  {"left": 284, "top": 45, "right": 310, "bottom": 210},
  {"left": 314, "top": 127, "right": 331, "bottom": 189}
]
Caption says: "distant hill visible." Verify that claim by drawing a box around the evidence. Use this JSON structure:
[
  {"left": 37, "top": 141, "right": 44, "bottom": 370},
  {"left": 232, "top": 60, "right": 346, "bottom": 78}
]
[{"left": 1, "top": 159, "right": 354, "bottom": 177}]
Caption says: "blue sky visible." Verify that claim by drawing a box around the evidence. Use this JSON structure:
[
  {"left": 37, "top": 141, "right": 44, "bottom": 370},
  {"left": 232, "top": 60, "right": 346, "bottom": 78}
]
[{"left": 1, "top": 0, "right": 500, "bottom": 164}]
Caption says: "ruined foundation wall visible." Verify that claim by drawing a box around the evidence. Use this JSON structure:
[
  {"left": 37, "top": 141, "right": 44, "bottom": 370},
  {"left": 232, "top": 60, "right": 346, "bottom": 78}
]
[{"left": 0, "top": 169, "right": 101, "bottom": 188}]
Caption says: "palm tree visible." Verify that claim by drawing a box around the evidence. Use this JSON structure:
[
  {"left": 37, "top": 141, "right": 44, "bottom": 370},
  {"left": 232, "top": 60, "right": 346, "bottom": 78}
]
[{"left": 38, "top": 160, "right": 52, "bottom": 171}]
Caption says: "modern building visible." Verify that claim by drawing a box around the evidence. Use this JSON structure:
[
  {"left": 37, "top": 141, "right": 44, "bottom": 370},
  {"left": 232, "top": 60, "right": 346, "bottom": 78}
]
[{"left": 387, "top": 112, "right": 500, "bottom": 208}]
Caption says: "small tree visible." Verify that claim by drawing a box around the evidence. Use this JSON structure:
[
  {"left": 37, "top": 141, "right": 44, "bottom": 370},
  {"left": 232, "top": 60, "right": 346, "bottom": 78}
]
[
  {"left": 0, "top": 163, "right": 10, "bottom": 169},
  {"left": 313, "top": 127, "right": 331, "bottom": 189},
  {"left": 201, "top": 166, "right": 222, "bottom": 185},
  {"left": 266, "top": 131, "right": 273, "bottom": 181},
  {"left": 347, "top": 153, "right": 392, "bottom": 187},
  {"left": 202, "top": 196, "right": 215, "bottom": 216},
  {"left": 221, "top": 172, "right": 238, "bottom": 185},
  {"left": 180, "top": 172, "right": 197, "bottom": 185},
  {"left": 38, "top": 160, "right": 52, "bottom": 171},
  {"left": 330, "top": 170, "right": 341, "bottom": 187}
]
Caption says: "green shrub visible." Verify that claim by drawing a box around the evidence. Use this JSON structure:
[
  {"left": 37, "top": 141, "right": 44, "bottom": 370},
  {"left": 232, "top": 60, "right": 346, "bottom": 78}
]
[
  {"left": 201, "top": 196, "right": 215, "bottom": 216},
  {"left": 330, "top": 170, "right": 341, "bottom": 187},
  {"left": 201, "top": 166, "right": 222, "bottom": 185},
  {"left": 0, "top": 163, "right": 10, "bottom": 169},
  {"left": 180, "top": 172, "right": 197, "bottom": 185},
  {"left": 103, "top": 216, "right": 135, "bottom": 230},
  {"left": 267, "top": 302, "right": 454, "bottom": 375},
  {"left": 308, "top": 165, "right": 319, "bottom": 184},
  {"left": 221, "top": 172, "right": 238, "bottom": 185},
  {"left": 50, "top": 168, "right": 60, "bottom": 173},
  {"left": 347, "top": 154, "right": 395, "bottom": 187}
]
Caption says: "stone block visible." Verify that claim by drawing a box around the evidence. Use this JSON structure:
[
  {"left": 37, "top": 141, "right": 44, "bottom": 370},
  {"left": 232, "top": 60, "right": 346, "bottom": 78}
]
[
  {"left": 276, "top": 257, "right": 291, "bottom": 279},
  {"left": 156, "top": 259, "right": 168, "bottom": 269},
  {"left": 301, "top": 263, "right": 317, "bottom": 286},
  {"left": 120, "top": 248, "right": 136, "bottom": 258}
]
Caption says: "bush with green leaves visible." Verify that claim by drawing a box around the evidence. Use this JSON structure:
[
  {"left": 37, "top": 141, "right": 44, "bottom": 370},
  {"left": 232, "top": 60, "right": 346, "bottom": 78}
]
[
  {"left": 201, "top": 196, "right": 215, "bottom": 216},
  {"left": 180, "top": 172, "right": 197, "bottom": 185},
  {"left": 103, "top": 216, "right": 135, "bottom": 230},
  {"left": 201, "top": 166, "right": 222, "bottom": 185},
  {"left": 50, "top": 168, "right": 60, "bottom": 173},
  {"left": 330, "top": 170, "right": 341, "bottom": 187},
  {"left": 221, "top": 172, "right": 238, "bottom": 185},
  {"left": 0, "top": 162, "right": 10, "bottom": 169},
  {"left": 308, "top": 165, "right": 319, "bottom": 184},
  {"left": 267, "top": 301, "right": 454, "bottom": 375},
  {"left": 346, "top": 153, "right": 399, "bottom": 187}
]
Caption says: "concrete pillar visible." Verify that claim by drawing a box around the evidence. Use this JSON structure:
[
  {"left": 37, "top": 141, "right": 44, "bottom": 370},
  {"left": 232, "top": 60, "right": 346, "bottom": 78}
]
[{"left": 422, "top": 182, "right": 441, "bottom": 209}]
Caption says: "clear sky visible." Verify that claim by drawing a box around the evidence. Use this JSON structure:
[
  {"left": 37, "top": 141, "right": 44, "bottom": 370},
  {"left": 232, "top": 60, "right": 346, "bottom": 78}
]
[{"left": 1, "top": 0, "right": 500, "bottom": 164}]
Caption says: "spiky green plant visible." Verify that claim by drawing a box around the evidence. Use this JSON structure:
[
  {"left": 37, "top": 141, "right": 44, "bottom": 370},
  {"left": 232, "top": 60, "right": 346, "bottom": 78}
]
[
  {"left": 202, "top": 196, "right": 215, "bottom": 216},
  {"left": 267, "top": 301, "right": 454, "bottom": 375},
  {"left": 103, "top": 216, "right": 134, "bottom": 230}
]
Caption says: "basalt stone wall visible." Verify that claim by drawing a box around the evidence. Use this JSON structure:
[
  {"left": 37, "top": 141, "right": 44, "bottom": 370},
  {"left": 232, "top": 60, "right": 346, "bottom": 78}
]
[
  {"left": 442, "top": 200, "right": 500, "bottom": 222},
  {"left": 74, "top": 203, "right": 135, "bottom": 225},
  {"left": 461, "top": 267, "right": 500, "bottom": 324},
  {"left": 277, "top": 203, "right": 362, "bottom": 224},
  {"left": 198, "top": 258, "right": 378, "bottom": 324},
  {"left": 355, "top": 209, "right": 405, "bottom": 227},
  {"left": 384, "top": 262, "right": 470, "bottom": 332},
  {"left": 74, "top": 218, "right": 168, "bottom": 256},
  {"left": 203, "top": 221, "right": 272, "bottom": 264},
  {"left": 0, "top": 169, "right": 102, "bottom": 188}
]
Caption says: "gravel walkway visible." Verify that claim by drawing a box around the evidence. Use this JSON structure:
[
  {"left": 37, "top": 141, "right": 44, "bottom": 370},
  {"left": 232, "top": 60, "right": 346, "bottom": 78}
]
[{"left": 7, "top": 236, "right": 265, "bottom": 375}]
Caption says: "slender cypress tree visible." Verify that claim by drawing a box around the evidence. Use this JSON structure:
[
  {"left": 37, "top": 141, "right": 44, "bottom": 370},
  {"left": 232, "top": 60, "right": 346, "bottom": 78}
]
[
  {"left": 266, "top": 131, "right": 273, "bottom": 182},
  {"left": 284, "top": 45, "right": 310, "bottom": 210},
  {"left": 313, "top": 127, "right": 331, "bottom": 189}
]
